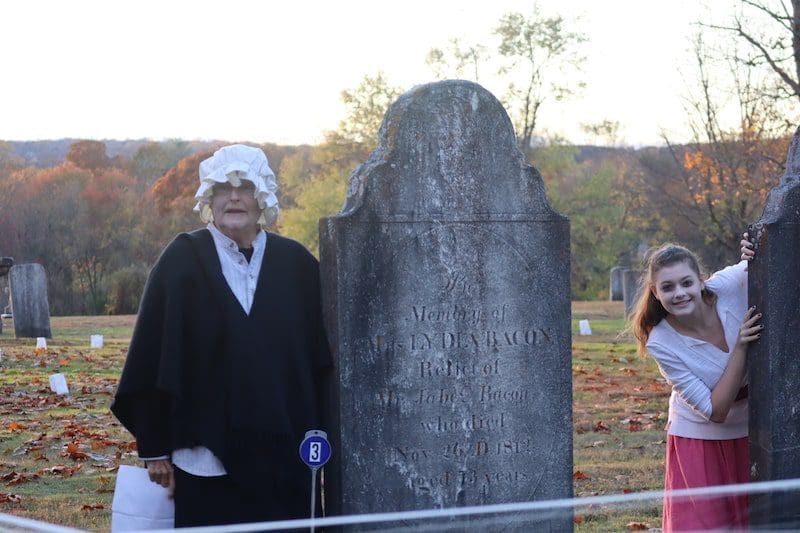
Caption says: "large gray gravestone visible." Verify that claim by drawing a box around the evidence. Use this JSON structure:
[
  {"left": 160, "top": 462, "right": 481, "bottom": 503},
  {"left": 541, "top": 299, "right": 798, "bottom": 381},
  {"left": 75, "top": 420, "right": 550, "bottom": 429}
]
[
  {"left": 747, "top": 127, "right": 800, "bottom": 528},
  {"left": 8, "top": 263, "right": 52, "bottom": 338},
  {"left": 609, "top": 266, "right": 624, "bottom": 301},
  {"left": 320, "top": 80, "right": 573, "bottom": 529},
  {"left": 621, "top": 269, "right": 641, "bottom": 318}
]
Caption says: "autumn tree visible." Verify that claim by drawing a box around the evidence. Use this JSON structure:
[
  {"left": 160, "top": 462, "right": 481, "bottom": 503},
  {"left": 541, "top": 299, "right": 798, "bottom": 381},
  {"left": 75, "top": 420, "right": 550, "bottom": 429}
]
[
  {"left": 426, "top": 39, "right": 488, "bottom": 81},
  {"left": 0, "top": 141, "right": 24, "bottom": 177},
  {"left": 66, "top": 140, "right": 111, "bottom": 171},
  {"left": 128, "top": 140, "right": 192, "bottom": 191},
  {"left": 634, "top": 36, "right": 790, "bottom": 269},
  {"left": 327, "top": 72, "right": 403, "bottom": 146},
  {"left": 535, "top": 145, "right": 644, "bottom": 298},
  {"left": 280, "top": 73, "right": 402, "bottom": 254},
  {"left": 495, "top": 8, "right": 586, "bottom": 150},
  {"left": 426, "top": 5, "right": 586, "bottom": 150}
]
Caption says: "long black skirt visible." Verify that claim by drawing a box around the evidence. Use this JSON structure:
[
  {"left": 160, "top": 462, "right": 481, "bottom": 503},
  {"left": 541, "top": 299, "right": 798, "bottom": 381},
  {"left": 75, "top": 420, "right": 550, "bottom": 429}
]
[{"left": 173, "top": 466, "right": 311, "bottom": 528}]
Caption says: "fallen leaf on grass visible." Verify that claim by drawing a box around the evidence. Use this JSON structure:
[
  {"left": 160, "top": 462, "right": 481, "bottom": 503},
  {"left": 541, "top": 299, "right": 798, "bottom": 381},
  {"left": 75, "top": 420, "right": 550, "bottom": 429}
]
[
  {"left": 574, "top": 515, "right": 584, "bottom": 524},
  {"left": 626, "top": 521, "right": 649, "bottom": 530},
  {"left": 90, "top": 439, "right": 111, "bottom": 451},
  {"left": 2, "top": 471, "right": 40, "bottom": 485},
  {"left": 621, "top": 418, "right": 645, "bottom": 432},
  {"left": 593, "top": 421, "right": 610, "bottom": 432},
  {"left": 61, "top": 442, "right": 89, "bottom": 461},
  {"left": 0, "top": 491, "right": 21, "bottom": 503},
  {"left": 117, "top": 441, "right": 137, "bottom": 451},
  {"left": 38, "top": 464, "right": 82, "bottom": 477},
  {"left": 81, "top": 503, "right": 105, "bottom": 511},
  {"left": 573, "top": 470, "right": 589, "bottom": 480},
  {"left": 6, "top": 422, "right": 24, "bottom": 432}
]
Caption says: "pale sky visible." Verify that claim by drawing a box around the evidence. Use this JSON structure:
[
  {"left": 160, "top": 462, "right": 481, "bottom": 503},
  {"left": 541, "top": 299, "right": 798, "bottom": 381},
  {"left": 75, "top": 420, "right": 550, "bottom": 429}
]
[{"left": 3, "top": 0, "right": 712, "bottom": 147}]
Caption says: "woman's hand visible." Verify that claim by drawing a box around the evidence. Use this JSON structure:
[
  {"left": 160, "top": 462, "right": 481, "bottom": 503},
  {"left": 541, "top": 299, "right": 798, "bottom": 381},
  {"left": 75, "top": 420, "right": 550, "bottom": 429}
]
[
  {"left": 146, "top": 459, "right": 175, "bottom": 498},
  {"left": 741, "top": 232, "right": 755, "bottom": 261},
  {"left": 735, "top": 306, "right": 762, "bottom": 349}
]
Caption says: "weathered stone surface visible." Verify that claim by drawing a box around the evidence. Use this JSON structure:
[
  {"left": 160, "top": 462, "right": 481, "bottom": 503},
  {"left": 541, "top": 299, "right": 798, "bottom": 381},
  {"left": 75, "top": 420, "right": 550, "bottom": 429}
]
[
  {"left": 609, "top": 266, "right": 624, "bottom": 301},
  {"left": 8, "top": 263, "right": 52, "bottom": 338},
  {"left": 747, "top": 127, "right": 800, "bottom": 527},
  {"left": 320, "top": 80, "right": 572, "bottom": 529},
  {"left": 621, "top": 269, "right": 641, "bottom": 318}
]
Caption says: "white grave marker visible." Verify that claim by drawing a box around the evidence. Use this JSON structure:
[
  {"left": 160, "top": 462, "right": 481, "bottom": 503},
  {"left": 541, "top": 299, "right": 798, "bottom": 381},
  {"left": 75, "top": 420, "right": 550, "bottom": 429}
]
[
  {"left": 90, "top": 335, "right": 104, "bottom": 349},
  {"left": 578, "top": 319, "right": 592, "bottom": 336},
  {"left": 49, "top": 373, "right": 69, "bottom": 395}
]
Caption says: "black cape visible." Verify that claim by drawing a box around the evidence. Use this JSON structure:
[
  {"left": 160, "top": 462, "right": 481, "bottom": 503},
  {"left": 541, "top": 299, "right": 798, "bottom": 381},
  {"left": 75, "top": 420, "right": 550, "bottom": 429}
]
[{"left": 111, "top": 229, "right": 331, "bottom": 496}]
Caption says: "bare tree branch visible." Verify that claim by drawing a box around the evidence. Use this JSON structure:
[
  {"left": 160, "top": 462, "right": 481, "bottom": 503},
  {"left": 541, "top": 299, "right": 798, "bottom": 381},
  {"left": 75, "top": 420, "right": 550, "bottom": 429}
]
[{"left": 741, "top": 0, "right": 793, "bottom": 32}]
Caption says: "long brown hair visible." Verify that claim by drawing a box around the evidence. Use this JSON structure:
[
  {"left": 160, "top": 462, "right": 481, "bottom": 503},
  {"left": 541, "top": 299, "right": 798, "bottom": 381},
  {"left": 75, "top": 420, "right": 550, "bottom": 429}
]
[{"left": 630, "top": 243, "right": 712, "bottom": 357}]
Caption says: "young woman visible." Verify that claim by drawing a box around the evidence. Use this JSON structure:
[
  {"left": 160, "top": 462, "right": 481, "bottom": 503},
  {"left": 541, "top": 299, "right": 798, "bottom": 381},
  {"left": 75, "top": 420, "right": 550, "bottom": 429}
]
[{"left": 630, "top": 242, "right": 760, "bottom": 531}]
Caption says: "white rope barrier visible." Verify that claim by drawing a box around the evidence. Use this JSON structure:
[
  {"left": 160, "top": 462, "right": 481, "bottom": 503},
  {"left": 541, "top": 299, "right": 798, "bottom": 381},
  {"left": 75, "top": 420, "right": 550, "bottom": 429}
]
[{"left": 4, "top": 477, "right": 800, "bottom": 532}]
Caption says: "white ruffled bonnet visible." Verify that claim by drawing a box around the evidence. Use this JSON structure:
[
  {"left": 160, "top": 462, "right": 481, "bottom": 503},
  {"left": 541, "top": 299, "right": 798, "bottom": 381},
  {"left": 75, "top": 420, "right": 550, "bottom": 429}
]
[{"left": 193, "top": 144, "right": 279, "bottom": 227}]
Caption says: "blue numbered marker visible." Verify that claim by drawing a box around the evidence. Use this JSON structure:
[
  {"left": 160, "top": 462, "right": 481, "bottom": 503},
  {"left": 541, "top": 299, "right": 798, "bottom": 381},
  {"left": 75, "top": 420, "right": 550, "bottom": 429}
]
[
  {"left": 299, "top": 430, "right": 331, "bottom": 528},
  {"left": 299, "top": 430, "right": 331, "bottom": 469}
]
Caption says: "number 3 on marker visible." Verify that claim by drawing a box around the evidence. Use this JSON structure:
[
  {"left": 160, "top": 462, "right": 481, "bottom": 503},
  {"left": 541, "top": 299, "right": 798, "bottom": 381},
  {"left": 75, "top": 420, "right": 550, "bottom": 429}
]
[{"left": 309, "top": 442, "right": 321, "bottom": 463}]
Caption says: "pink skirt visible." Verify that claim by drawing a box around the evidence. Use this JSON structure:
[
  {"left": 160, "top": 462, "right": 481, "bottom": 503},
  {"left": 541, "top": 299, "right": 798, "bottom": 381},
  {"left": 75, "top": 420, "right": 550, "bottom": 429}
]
[{"left": 663, "top": 435, "right": 749, "bottom": 531}]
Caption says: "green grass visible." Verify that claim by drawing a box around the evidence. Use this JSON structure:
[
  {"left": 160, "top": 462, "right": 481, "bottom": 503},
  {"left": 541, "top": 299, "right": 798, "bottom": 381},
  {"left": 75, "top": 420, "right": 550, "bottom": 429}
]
[
  {"left": 0, "top": 304, "right": 669, "bottom": 531},
  {"left": 0, "top": 316, "right": 136, "bottom": 530}
]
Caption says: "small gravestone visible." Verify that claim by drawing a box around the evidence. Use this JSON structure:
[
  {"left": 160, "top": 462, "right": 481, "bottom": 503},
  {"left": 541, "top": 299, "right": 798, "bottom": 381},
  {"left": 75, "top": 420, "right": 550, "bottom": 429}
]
[
  {"left": 0, "top": 257, "right": 12, "bottom": 335},
  {"left": 49, "top": 373, "right": 69, "bottom": 395},
  {"left": 622, "top": 269, "right": 641, "bottom": 318},
  {"left": 320, "top": 80, "right": 572, "bottom": 529},
  {"left": 90, "top": 334, "right": 104, "bottom": 349},
  {"left": 747, "top": 127, "right": 800, "bottom": 527},
  {"left": 8, "top": 263, "right": 52, "bottom": 338},
  {"left": 0, "top": 257, "right": 13, "bottom": 277},
  {"left": 609, "top": 266, "right": 624, "bottom": 301}
]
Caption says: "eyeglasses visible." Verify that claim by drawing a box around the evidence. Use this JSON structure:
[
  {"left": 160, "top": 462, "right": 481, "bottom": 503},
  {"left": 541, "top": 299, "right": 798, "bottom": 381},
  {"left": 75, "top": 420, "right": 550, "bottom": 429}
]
[{"left": 212, "top": 181, "right": 256, "bottom": 197}]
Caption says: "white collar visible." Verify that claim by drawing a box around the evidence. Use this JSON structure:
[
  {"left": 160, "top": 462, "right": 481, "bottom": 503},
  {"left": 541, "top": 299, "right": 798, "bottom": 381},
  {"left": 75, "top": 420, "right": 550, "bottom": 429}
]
[{"left": 206, "top": 223, "right": 266, "bottom": 253}]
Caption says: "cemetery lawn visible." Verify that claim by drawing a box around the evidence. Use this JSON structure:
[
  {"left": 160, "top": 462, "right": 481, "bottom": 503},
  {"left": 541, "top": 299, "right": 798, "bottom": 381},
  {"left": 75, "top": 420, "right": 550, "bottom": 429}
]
[{"left": 0, "top": 304, "right": 668, "bottom": 531}]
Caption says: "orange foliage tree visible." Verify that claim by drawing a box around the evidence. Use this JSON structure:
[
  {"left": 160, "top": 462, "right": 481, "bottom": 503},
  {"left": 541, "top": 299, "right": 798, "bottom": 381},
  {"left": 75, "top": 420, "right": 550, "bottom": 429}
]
[
  {"left": 625, "top": 33, "right": 793, "bottom": 270},
  {"left": 0, "top": 140, "right": 140, "bottom": 314}
]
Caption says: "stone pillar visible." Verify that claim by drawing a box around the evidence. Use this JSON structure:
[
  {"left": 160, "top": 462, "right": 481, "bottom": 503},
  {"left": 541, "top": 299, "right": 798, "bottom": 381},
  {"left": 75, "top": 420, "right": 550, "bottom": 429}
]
[
  {"left": 747, "top": 127, "right": 800, "bottom": 527},
  {"left": 320, "top": 80, "right": 573, "bottom": 530},
  {"left": 609, "top": 266, "right": 624, "bottom": 301},
  {"left": 622, "top": 269, "right": 641, "bottom": 318},
  {"left": 8, "top": 263, "right": 52, "bottom": 338}
]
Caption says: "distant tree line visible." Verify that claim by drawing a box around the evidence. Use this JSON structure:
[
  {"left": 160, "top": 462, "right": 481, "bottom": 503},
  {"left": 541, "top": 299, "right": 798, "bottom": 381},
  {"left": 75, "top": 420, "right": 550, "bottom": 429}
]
[{"left": 0, "top": 128, "right": 788, "bottom": 315}]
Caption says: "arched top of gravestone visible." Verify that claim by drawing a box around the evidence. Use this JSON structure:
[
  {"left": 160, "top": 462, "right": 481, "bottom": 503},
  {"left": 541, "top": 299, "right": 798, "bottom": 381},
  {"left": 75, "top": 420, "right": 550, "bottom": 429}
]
[
  {"left": 758, "top": 125, "right": 800, "bottom": 224},
  {"left": 337, "top": 80, "right": 562, "bottom": 221}
]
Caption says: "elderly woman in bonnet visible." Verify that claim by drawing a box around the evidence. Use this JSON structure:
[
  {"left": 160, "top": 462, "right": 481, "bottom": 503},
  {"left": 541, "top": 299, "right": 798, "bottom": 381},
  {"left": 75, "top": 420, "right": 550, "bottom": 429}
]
[{"left": 111, "top": 144, "right": 332, "bottom": 527}]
